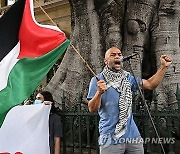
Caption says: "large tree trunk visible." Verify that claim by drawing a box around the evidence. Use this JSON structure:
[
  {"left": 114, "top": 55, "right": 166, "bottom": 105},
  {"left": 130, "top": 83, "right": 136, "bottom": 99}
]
[
  {"left": 151, "top": 0, "right": 180, "bottom": 109},
  {"left": 46, "top": 0, "right": 179, "bottom": 107},
  {"left": 46, "top": 0, "right": 103, "bottom": 106}
]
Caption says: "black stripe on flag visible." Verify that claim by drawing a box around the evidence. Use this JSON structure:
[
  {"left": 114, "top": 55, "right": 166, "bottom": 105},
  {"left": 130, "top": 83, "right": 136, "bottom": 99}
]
[{"left": 0, "top": 0, "right": 25, "bottom": 62}]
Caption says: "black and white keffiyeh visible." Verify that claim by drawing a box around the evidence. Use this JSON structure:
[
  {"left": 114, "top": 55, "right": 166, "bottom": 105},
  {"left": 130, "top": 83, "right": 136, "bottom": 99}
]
[{"left": 102, "top": 66, "right": 132, "bottom": 138}]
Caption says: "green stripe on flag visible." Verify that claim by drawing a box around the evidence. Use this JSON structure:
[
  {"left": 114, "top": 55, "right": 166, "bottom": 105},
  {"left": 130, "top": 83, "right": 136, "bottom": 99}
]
[{"left": 0, "top": 39, "right": 70, "bottom": 127}]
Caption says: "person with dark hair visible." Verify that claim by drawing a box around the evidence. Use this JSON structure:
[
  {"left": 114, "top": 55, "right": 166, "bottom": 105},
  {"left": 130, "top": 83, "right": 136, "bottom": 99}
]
[{"left": 35, "top": 91, "right": 62, "bottom": 154}]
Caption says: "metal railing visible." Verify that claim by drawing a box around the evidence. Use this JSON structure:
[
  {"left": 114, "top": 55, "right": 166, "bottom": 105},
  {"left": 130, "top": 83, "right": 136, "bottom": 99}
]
[{"left": 59, "top": 93, "right": 99, "bottom": 154}]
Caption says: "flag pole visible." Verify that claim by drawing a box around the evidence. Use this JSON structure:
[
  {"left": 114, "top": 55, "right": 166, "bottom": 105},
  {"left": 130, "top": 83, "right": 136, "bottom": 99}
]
[
  {"left": 70, "top": 43, "right": 99, "bottom": 80},
  {"left": 34, "top": 0, "right": 99, "bottom": 80}
]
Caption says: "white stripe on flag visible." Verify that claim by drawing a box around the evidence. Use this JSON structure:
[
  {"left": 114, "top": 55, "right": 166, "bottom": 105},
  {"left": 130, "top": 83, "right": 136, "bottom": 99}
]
[
  {"left": 0, "top": 42, "right": 20, "bottom": 91},
  {"left": 0, "top": 104, "right": 51, "bottom": 154}
]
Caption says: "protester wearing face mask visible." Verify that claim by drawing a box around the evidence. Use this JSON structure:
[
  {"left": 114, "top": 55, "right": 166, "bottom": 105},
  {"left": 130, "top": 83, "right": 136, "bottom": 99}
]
[
  {"left": 35, "top": 92, "right": 53, "bottom": 105},
  {"left": 35, "top": 91, "right": 63, "bottom": 154},
  {"left": 34, "top": 93, "right": 44, "bottom": 104}
]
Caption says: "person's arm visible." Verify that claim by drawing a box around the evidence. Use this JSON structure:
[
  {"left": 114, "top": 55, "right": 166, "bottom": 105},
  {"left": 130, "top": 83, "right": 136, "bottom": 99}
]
[
  {"left": 142, "top": 55, "right": 172, "bottom": 90},
  {"left": 52, "top": 114, "right": 63, "bottom": 154},
  {"left": 54, "top": 137, "right": 61, "bottom": 154},
  {"left": 88, "top": 80, "right": 107, "bottom": 112}
]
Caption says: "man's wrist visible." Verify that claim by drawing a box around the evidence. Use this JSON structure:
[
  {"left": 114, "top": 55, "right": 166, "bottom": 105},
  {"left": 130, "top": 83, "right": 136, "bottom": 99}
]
[{"left": 160, "top": 64, "right": 168, "bottom": 69}]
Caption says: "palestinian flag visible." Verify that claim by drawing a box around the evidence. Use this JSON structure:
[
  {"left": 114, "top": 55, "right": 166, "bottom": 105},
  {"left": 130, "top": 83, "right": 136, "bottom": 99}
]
[{"left": 0, "top": 0, "right": 70, "bottom": 127}]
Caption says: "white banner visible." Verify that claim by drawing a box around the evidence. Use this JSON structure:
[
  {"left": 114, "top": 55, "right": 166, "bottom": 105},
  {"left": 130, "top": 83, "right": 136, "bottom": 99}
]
[{"left": 0, "top": 104, "right": 51, "bottom": 154}]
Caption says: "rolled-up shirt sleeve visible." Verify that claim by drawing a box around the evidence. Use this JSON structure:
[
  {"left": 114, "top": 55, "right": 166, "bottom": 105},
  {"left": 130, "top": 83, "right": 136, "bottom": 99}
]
[{"left": 127, "top": 74, "right": 142, "bottom": 92}]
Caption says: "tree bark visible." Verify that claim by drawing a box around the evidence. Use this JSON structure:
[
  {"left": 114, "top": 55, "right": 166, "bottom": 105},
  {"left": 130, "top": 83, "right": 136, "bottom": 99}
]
[
  {"left": 46, "top": 0, "right": 103, "bottom": 106},
  {"left": 150, "top": 0, "right": 180, "bottom": 108}
]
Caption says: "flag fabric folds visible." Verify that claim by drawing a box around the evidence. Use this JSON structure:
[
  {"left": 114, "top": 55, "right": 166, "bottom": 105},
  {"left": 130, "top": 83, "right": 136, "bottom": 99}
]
[
  {"left": 0, "top": 104, "right": 51, "bottom": 154},
  {"left": 0, "top": 0, "right": 70, "bottom": 127}
]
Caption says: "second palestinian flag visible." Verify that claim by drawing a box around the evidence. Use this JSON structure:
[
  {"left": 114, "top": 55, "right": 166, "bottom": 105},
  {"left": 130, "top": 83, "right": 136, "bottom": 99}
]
[{"left": 0, "top": 0, "right": 70, "bottom": 127}]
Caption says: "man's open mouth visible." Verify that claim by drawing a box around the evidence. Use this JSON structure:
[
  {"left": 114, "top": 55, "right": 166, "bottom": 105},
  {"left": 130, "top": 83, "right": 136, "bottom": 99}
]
[{"left": 114, "top": 61, "right": 121, "bottom": 65}]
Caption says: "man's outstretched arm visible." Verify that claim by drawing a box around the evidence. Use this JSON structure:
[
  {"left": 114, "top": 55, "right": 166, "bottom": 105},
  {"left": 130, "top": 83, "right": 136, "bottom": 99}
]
[{"left": 142, "top": 55, "right": 172, "bottom": 90}]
